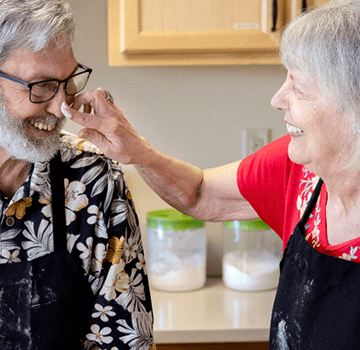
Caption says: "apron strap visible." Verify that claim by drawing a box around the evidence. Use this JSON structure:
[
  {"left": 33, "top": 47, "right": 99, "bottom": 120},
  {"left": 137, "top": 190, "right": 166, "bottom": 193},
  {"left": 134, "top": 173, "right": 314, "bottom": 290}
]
[
  {"left": 50, "top": 152, "right": 67, "bottom": 251},
  {"left": 299, "top": 178, "right": 323, "bottom": 226}
]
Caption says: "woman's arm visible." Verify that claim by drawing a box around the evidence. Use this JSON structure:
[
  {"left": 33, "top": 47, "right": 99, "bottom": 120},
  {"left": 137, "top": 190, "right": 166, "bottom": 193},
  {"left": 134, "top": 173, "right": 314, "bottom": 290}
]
[
  {"left": 62, "top": 90, "right": 258, "bottom": 222},
  {"left": 134, "top": 151, "right": 258, "bottom": 222}
]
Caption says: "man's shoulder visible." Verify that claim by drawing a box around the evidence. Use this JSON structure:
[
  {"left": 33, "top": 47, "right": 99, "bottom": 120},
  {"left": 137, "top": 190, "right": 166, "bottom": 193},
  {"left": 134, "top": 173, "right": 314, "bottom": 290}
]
[
  {"left": 59, "top": 130, "right": 121, "bottom": 170},
  {"left": 60, "top": 130, "right": 103, "bottom": 156}
]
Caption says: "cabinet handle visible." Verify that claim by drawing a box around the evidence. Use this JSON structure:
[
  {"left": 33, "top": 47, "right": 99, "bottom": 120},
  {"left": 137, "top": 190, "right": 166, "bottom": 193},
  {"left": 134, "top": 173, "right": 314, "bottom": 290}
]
[
  {"left": 302, "top": 0, "right": 308, "bottom": 13},
  {"left": 271, "top": 0, "right": 278, "bottom": 32}
]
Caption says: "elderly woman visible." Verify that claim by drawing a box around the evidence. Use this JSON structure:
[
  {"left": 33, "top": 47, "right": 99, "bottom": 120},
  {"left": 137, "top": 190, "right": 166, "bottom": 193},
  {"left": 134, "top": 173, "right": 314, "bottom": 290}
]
[{"left": 63, "top": 0, "right": 360, "bottom": 347}]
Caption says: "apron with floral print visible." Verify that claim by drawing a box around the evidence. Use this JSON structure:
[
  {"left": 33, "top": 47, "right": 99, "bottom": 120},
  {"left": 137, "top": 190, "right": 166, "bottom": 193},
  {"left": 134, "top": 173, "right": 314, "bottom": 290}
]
[
  {"left": 0, "top": 153, "right": 95, "bottom": 350},
  {"left": 270, "top": 179, "right": 360, "bottom": 349}
]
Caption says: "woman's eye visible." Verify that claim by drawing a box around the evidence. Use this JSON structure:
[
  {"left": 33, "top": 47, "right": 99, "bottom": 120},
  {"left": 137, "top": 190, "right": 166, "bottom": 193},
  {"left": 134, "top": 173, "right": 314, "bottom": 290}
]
[{"left": 295, "top": 88, "right": 304, "bottom": 99}]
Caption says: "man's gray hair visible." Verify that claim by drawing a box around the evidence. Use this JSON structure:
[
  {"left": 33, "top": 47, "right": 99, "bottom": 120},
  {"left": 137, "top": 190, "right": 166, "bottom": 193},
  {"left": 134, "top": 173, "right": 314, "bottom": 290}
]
[
  {"left": 281, "top": 0, "right": 360, "bottom": 165},
  {"left": 0, "top": 0, "right": 75, "bottom": 65}
]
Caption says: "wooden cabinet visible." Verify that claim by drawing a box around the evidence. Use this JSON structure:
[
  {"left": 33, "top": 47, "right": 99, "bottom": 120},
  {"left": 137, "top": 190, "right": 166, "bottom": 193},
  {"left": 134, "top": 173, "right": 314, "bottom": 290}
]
[
  {"left": 107, "top": 0, "right": 329, "bottom": 66},
  {"left": 287, "top": 0, "right": 330, "bottom": 21}
]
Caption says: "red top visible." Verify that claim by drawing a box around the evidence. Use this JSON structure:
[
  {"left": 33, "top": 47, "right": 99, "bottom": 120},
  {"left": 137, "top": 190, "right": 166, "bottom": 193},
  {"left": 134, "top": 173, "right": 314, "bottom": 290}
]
[{"left": 237, "top": 135, "right": 360, "bottom": 262}]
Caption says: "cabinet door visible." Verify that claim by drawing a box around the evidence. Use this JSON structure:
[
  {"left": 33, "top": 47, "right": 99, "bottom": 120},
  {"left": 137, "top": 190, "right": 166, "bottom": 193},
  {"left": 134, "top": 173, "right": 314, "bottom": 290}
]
[
  {"left": 288, "top": 0, "right": 330, "bottom": 21},
  {"left": 108, "top": 0, "right": 286, "bottom": 66}
]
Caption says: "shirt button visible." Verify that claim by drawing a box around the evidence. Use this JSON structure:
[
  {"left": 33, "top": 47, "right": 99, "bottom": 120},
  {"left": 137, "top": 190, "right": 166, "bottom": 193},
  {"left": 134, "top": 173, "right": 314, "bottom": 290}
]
[{"left": 6, "top": 217, "right": 15, "bottom": 227}]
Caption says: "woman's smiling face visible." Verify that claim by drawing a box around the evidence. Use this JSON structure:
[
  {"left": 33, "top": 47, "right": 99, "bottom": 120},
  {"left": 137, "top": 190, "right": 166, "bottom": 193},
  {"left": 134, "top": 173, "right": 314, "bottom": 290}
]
[{"left": 271, "top": 69, "right": 356, "bottom": 175}]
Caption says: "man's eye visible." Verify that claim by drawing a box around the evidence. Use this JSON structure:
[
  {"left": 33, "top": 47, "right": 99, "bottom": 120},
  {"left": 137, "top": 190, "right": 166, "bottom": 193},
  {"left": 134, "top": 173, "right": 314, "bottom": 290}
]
[{"left": 33, "top": 81, "right": 57, "bottom": 93}]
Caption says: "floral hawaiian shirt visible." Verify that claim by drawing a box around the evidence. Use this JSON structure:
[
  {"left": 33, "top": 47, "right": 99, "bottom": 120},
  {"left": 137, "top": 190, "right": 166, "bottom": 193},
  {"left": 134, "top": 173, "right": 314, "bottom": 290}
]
[
  {"left": 0, "top": 131, "right": 156, "bottom": 350},
  {"left": 298, "top": 167, "right": 360, "bottom": 263}
]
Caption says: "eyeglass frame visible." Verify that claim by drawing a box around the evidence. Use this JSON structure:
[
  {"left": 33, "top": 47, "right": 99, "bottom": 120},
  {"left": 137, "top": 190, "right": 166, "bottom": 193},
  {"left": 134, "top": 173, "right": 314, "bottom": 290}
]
[{"left": 0, "top": 62, "right": 92, "bottom": 104}]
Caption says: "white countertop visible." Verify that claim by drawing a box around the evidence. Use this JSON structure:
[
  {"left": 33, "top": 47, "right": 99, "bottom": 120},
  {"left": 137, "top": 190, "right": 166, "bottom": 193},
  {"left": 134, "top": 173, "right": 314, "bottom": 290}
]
[{"left": 151, "top": 278, "right": 277, "bottom": 344}]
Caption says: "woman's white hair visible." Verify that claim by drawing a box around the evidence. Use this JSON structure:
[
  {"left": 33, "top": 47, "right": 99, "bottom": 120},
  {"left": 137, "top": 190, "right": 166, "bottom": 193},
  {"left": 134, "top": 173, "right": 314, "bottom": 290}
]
[
  {"left": 0, "top": 0, "right": 75, "bottom": 65},
  {"left": 281, "top": 0, "right": 360, "bottom": 165}
]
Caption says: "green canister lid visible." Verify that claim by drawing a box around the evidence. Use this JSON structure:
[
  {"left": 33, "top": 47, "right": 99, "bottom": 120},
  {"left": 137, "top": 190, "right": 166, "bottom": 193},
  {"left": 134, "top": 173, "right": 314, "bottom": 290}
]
[
  {"left": 147, "top": 209, "right": 204, "bottom": 231},
  {"left": 224, "top": 219, "right": 270, "bottom": 231}
]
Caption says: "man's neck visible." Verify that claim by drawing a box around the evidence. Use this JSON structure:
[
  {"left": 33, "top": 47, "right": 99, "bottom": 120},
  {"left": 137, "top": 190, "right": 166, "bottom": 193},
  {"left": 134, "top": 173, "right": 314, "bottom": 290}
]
[{"left": 0, "top": 147, "right": 32, "bottom": 199}]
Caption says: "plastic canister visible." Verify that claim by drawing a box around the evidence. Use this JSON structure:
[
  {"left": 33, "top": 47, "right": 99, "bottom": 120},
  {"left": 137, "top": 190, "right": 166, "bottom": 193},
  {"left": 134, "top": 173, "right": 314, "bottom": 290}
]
[
  {"left": 147, "top": 209, "right": 206, "bottom": 292},
  {"left": 222, "top": 219, "right": 282, "bottom": 291}
]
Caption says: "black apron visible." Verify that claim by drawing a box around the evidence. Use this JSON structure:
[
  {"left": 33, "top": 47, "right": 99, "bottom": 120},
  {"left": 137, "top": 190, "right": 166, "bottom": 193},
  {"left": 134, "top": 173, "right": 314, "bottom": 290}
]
[
  {"left": 270, "top": 179, "right": 360, "bottom": 349},
  {"left": 0, "top": 154, "right": 95, "bottom": 350}
]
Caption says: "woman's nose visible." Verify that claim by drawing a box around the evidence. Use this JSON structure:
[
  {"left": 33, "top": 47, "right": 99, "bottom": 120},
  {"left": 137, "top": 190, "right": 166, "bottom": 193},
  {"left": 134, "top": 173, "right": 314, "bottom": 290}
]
[{"left": 271, "top": 83, "right": 289, "bottom": 111}]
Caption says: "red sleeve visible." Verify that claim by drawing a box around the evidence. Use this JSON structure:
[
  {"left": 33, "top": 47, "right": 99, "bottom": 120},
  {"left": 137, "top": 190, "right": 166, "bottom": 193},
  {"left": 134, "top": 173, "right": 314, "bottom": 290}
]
[{"left": 237, "top": 135, "right": 300, "bottom": 239}]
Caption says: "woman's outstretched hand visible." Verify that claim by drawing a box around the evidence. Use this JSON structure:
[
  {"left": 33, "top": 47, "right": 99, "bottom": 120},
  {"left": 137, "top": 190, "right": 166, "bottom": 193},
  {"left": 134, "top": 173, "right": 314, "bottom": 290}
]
[{"left": 61, "top": 88, "right": 151, "bottom": 165}]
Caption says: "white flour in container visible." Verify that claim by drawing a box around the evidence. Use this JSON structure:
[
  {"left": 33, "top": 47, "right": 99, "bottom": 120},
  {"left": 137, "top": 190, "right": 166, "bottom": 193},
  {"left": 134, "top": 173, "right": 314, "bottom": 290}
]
[
  {"left": 150, "top": 262, "right": 206, "bottom": 292},
  {"left": 149, "top": 251, "right": 206, "bottom": 292},
  {"left": 223, "top": 250, "right": 280, "bottom": 291},
  {"left": 148, "top": 227, "right": 207, "bottom": 292}
]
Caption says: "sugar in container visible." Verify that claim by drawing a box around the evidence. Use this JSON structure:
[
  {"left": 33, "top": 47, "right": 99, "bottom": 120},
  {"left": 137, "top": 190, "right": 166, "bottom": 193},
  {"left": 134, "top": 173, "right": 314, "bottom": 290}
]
[
  {"left": 147, "top": 209, "right": 206, "bottom": 292},
  {"left": 222, "top": 219, "right": 282, "bottom": 291}
]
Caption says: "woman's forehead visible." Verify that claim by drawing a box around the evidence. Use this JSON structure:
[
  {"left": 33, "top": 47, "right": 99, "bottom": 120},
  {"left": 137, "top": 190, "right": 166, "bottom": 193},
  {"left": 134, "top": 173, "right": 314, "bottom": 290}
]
[{"left": 288, "top": 69, "right": 320, "bottom": 92}]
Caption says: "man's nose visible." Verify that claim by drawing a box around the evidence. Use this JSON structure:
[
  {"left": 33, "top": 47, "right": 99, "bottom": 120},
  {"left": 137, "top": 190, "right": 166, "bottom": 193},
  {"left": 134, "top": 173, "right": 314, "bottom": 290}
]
[{"left": 45, "top": 84, "right": 73, "bottom": 119}]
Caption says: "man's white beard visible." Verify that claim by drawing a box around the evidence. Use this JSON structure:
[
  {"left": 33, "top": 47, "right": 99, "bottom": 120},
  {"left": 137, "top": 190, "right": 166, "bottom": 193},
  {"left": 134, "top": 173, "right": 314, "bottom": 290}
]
[{"left": 0, "top": 100, "right": 66, "bottom": 163}]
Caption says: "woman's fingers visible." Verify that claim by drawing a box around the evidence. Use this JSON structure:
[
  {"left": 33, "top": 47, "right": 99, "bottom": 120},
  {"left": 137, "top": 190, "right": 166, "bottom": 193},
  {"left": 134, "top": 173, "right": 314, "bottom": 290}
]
[
  {"left": 83, "top": 103, "right": 92, "bottom": 114},
  {"left": 62, "top": 89, "right": 112, "bottom": 128},
  {"left": 60, "top": 88, "right": 150, "bottom": 165}
]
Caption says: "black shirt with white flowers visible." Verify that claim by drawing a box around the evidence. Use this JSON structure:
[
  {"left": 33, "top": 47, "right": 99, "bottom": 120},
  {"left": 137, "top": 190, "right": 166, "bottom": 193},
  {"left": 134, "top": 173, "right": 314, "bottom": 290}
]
[{"left": 0, "top": 131, "right": 155, "bottom": 350}]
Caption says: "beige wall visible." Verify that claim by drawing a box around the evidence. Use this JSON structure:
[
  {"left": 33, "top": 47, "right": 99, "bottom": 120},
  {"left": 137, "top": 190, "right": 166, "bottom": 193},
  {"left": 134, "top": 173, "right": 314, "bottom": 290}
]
[{"left": 65, "top": 0, "right": 288, "bottom": 275}]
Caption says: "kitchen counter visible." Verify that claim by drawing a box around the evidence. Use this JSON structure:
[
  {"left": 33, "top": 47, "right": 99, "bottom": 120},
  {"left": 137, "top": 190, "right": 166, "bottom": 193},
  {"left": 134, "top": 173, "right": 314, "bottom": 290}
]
[{"left": 151, "top": 277, "right": 277, "bottom": 344}]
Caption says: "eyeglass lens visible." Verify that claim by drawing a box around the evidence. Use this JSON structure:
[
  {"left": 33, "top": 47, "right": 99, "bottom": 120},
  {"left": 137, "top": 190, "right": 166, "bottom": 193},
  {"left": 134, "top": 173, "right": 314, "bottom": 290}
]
[{"left": 30, "top": 71, "right": 90, "bottom": 103}]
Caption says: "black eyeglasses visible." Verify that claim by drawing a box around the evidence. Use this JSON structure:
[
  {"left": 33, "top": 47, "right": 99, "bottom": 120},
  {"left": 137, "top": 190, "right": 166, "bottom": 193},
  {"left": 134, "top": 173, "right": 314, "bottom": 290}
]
[{"left": 0, "top": 63, "right": 92, "bottom": 103}]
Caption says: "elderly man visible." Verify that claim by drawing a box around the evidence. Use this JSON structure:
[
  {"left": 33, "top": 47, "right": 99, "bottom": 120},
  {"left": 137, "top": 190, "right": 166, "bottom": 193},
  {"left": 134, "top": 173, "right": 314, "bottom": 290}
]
[{"left": 0, "top": 1, "right": 154, "bottom": 349}]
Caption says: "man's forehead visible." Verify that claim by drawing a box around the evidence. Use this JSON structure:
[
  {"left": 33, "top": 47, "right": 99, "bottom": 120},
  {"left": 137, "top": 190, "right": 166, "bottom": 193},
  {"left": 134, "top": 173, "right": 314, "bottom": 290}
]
[
  {"left": 37, "top": 34, "right": 74, "bottom": 60},
  {"left": 7, "top": 34, "right": 74, "bottom": 61},
  {"left": 2, "top": 41, "right": 77, "bottom": 82}
]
